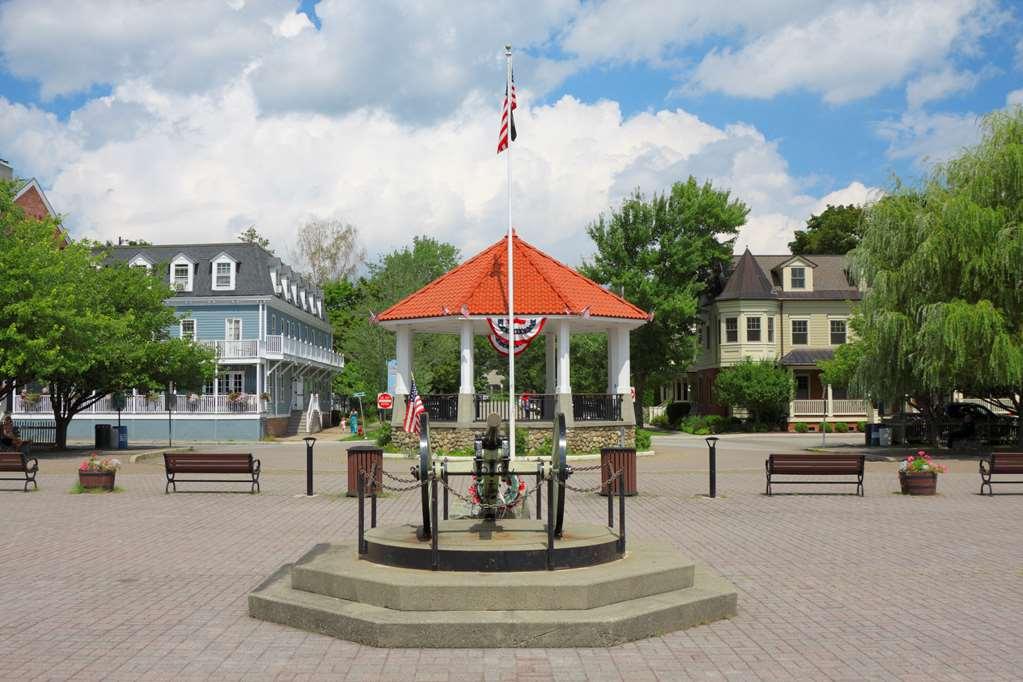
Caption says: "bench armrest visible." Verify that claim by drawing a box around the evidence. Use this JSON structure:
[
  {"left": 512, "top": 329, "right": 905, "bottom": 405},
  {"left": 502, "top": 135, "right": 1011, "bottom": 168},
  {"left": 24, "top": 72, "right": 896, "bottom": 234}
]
[
  {"left": 252, "top": 459, "right": 261, "bottom": 475},
  {"left": 979, "top": 458, "right": 991, "bottom": 474},
  {"left": 765, "top": 458, "right": 771, "bottom": 474},
  {"left": 25, "top": 457, "right": 38, "bottom": 472}
]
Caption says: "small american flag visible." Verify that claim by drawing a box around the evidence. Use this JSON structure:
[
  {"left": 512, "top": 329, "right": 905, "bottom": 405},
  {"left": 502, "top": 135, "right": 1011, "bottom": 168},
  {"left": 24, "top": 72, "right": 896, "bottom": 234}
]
[
  {"left": 403, "top": 375, "right": 427, "bottom": 434},
  {"left": 497, "top": 71, "right": 517, "bottom": 154}
]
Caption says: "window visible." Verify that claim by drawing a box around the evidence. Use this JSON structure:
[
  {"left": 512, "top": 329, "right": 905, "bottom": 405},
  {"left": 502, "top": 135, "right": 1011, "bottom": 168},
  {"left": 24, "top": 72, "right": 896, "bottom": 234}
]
[
  {"left": 725, "top": 317, "right": 738, "bottom": 343},
  {"left": 225, "top": 318, "right": 242, "bottom": 341},
  {"left": 746, "top": 317, "right": 761, "bottom": 342},
  {"left": 173, "top": 263, "right": 190, "bottom": 290},
  {"left": 271, "top": 314, "right": 277, "bottom": 334},
  {"left": 791, "top": 319, "right": 808, "bottom": 345},
  {"left": 129, "top": 255, "right": 153, "bottom": 271},
  {"left": 767, "top": 317, "right": 775, "bottom": 343},
  {"left": 205, "top": 371, "right": 244, "bottom": 395},
  {"left": 180, "top": 319, "right": 196, "bottom": 341},
  {"left": 795, "top": 375, "right": 810, "bottom": 400},
  {"left": 830, "top": 319, "right": 847, "bottom": 345},
  {"left": 790, "top": 267, "right": 806, "bottom": 289},
  {"left": 215, "top": 261, "right": 232, "bottom": 288}
]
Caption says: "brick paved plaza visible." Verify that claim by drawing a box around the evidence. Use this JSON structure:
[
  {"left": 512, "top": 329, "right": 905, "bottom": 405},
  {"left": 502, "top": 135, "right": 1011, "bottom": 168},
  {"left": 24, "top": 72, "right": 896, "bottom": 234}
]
[{"left": 1, "top": 435, "right": 1022, "bottom": 681}]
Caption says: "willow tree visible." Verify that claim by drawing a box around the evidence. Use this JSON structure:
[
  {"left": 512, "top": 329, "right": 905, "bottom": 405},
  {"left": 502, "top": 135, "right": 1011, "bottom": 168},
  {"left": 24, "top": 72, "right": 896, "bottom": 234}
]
[{"left": 851, "top": 108, "right": 1023, "bottom": 442}]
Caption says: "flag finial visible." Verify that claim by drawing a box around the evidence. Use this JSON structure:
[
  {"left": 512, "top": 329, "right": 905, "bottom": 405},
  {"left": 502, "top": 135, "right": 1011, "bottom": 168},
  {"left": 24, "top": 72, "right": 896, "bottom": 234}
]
[{"left": 505, "top": 44, "right": 512, "bottom": 55}]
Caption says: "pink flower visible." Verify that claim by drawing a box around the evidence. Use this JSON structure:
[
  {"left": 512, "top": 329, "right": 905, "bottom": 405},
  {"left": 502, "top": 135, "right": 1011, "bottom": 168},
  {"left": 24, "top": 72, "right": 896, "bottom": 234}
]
[
  {"left": 917, "top": 450, "right": 926, "bottom": 456},
  {"left": 907, "top": 455, "right": 915, "bottom": 462}
]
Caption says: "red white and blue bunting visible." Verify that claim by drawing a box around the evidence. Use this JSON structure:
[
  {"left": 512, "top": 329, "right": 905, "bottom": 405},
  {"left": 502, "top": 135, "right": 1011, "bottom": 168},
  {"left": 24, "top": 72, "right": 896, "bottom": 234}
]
[{"left": 486, "top": 316, "right": 546, "bottom": 357}]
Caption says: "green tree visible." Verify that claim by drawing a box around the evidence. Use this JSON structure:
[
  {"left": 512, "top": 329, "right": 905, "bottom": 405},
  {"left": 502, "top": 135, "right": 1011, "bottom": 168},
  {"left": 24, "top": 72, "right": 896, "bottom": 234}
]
[
  {"left": 851, "top": 108, "right": 1023, "bottom": 443},
  {"left": 1, "top": 213, "right": 214, "bottom": 448},
  {"left": 713, "top": 359, "right": 793, "bottom": 424},
  {"left": 582, "top": 177, "right": 749, "bottom": 425},
  {"left": 817, "top": 337, "right": 865, "bottom": 390},
  {"left": 789, "top": 204, "right": 865, "bottom": 255},
  {"left": 238, "top": 226, "right": 274, "bottom": 253}
]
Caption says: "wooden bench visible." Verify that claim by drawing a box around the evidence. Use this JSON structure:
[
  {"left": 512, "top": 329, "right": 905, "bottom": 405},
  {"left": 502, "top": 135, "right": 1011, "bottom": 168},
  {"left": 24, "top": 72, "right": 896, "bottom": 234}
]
[
  {"left": 765, "top": 454, "right": 864, "bottom": 496},
  {"left": 979, "top": 452, "right": 1023, "bottom": 495},
  {"left": 164, "top": 453, "right": 260, "bottom": 493},
  {"left": 0, "top": 451, "right": 39, "bottom": 492}
]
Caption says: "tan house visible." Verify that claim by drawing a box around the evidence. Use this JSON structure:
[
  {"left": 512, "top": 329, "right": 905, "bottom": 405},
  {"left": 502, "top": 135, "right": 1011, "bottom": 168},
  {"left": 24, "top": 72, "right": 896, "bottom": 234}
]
[{"left": 662, "top": 249, "right": 870, "bottom": 427}]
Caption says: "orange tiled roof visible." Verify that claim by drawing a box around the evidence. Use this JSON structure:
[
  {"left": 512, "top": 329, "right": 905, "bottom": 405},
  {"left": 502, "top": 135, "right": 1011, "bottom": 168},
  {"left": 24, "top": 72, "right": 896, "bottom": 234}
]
[{"left": 377, "top": 233, "right": 649, "bottom": 322}]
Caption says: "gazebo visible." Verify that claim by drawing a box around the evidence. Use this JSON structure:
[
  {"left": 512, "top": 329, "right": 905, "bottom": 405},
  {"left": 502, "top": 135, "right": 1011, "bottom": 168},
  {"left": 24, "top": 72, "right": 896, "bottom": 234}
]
[{"left": 376, "top": 232, "right": 649, "bottom": 452}]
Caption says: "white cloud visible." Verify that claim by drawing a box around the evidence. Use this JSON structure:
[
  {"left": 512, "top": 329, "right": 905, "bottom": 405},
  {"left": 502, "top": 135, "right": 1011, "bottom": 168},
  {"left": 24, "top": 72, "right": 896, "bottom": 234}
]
[
  {"left": 0, "top": 76, "right": 877, "bottom": 264},
  {"left": 906, "top": 67, "right": 980, "bottom": 109},
  {"left": 876, "top": 110, "right": 983, "bottom": 168},
  {"left": 689, "top": 0, "right": 997, "bottom": 104},
  {"left": 1008, "top": 89, "right": 1023, "bottom": 107}
]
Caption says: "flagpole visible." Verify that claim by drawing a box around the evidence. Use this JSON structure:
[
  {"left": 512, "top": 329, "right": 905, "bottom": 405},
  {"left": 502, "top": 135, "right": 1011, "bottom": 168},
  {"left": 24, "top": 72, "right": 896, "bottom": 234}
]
[{"left": 505, "top": 43, "right": 516, "bottom": 460}]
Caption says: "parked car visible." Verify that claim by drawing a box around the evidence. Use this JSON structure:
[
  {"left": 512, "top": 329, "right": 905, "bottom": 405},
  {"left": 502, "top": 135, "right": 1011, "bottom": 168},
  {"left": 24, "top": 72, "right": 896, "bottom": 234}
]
[{"left": 943, "top": 402, "right": 1017, "bottom": 447}]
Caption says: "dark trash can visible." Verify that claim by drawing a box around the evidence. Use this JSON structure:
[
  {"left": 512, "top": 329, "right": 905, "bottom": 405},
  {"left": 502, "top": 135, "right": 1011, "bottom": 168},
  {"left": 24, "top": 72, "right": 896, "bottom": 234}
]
[
  {"left": 115, "top": 426, "right": 128, "bottom": 450},
  {"left": 347, "top": 445, "right": 383, "bottom": 497},
  {"left": 94, "top": 424, "right": 113, "bottom": 450},
  {"left": 600, "top": 446, "right": 638, "bottom": 496},
  {"left": 864, "top": 423, "right": 875, "bottom": 446}
]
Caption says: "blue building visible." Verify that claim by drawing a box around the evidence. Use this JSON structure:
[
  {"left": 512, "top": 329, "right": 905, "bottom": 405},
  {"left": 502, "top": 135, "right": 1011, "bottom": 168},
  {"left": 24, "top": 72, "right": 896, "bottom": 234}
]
[{"left": 12, "top": 242, "right": 344, "bottom": 442}]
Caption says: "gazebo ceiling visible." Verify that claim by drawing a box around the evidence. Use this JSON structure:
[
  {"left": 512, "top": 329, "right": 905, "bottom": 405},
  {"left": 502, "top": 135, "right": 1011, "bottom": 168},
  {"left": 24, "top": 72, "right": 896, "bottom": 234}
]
[{"left": 376, "top": 232, "right": 649, "bottom": 330}]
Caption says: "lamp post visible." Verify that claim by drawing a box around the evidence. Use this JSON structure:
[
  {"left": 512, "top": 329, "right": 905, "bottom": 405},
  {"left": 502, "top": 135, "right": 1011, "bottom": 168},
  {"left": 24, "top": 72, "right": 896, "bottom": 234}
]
[
  {"left": 304, "top": 436, "right": 317, "bottom": 496},
  {"left": 705, "top": 436, "right": 719, "bottom": 498}
]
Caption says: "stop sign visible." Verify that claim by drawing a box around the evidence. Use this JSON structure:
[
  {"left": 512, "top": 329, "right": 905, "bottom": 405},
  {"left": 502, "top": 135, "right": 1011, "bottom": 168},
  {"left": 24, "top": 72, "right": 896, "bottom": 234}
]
[{"left": 377, "top": 393, "right": 393, "bottom": 410}]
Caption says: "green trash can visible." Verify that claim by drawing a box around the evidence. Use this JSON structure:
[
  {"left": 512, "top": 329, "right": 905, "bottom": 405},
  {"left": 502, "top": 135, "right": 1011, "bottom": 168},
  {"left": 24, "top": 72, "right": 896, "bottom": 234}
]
[{"left": 94, "top": 424, "right": 114, "bottom": 449}]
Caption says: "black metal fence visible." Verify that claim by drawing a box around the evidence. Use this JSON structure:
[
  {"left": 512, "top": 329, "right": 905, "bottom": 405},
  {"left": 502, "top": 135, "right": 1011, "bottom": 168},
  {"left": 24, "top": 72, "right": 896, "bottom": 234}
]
[
  {"left": 572, "top": 394, "right": 623, "bottom": 422},
  {"left": 408, "top": 394, "right": 458, "bottom": 422},
  {"left": 13, "top": 420, "right": 57, "bottom": 446},
  {"left": 474, "top": 394, "right": 556, "bottom": 422}
]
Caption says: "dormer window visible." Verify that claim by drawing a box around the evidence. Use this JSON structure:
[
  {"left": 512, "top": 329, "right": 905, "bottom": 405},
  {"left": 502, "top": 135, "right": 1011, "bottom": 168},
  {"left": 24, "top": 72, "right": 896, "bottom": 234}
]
[
  {"left": 291, "top": 283, "right": 298, "bottom": 304},
  {"left": 211, "top": 253, "right": 237, "bottom": 291},
  {"left": 169, "top": 254, "right": 195, "bottom": 292},
  {"left": 791, "top": 267, "right": 806, "bottom": 289},
  {"left": 300, "top": 290, "right": 307, "bottom": 310},
  {"left": 129, "top": 255, "right": 153, "bottom": 271},
  {"left": 270, "top": 270, "right": 280, "bottom": 294},
  {"left": 281, "top": 277, "right": 290, "bottom": 300}
]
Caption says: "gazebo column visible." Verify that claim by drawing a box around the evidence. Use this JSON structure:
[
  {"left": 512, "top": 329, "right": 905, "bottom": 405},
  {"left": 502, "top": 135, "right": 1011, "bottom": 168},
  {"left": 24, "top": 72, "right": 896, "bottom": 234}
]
[
  {"left": 544, "top": 332, "right": 556, "bottom": 394},
  {"left": 612, "top": 327, "right": 635, "bottom": 425},
  {"left": 392, "top": 325, "right": 413, "bottom": 427},
  {"left": 457, "top": 320, "right": 475, "bottom": 427},
  {"left": 606, "top": 329, "right": 616, "bottom": 394},
  {"left": 556, "top": 320, "right": 574, "bottom": 425}
]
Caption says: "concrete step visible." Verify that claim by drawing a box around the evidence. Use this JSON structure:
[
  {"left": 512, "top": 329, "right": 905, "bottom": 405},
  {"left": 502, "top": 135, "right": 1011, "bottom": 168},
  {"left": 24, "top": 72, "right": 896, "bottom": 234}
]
[
  {"left": 249, "top": 563, "right": 736, "bottom": 648},
  {"left": 290, "top": 543, "right": 695, "bottom": 611}
]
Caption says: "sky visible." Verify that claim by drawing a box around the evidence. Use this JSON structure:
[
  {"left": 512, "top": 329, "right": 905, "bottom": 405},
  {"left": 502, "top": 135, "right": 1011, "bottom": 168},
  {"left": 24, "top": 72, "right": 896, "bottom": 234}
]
[{"left": 0, "top": 0, "right": 1020, "bottom": 267}]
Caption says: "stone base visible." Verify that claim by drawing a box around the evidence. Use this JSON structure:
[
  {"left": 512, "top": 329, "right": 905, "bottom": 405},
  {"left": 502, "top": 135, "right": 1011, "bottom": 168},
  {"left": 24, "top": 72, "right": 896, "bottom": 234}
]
[
  {"left": 248, "top": 540, "right": 737, "bottom": 648},
  {"left": 391, "top": 425, "right": 635, "bottom": 455}
]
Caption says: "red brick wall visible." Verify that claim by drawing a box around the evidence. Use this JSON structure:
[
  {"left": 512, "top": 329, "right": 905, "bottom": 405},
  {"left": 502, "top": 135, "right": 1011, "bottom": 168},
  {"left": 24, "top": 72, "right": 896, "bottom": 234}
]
[
  {"left": 15, "top": 186, "right": 49, "bottom": 220},
  {"left": 690, "top": 369, "right": 728, "bottom": 416}
]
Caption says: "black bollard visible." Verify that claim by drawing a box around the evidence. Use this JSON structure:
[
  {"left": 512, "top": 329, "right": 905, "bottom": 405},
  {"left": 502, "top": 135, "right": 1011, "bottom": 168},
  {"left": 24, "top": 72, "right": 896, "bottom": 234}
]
[
  {"left": 304, "top": 437, "right": 317, "bottom": 496},
  {"left": 705, "top": 436, "right": 719, "bottom": 498}
]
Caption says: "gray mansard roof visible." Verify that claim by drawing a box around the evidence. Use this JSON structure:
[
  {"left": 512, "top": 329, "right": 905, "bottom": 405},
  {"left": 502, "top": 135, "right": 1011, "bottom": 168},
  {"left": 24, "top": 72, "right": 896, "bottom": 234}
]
[
  {"left": 105, "top": 243, "right": 326, "bottom": 320},
  {"left": 715, "top": 250, "right": 860, "bottom": 302}
]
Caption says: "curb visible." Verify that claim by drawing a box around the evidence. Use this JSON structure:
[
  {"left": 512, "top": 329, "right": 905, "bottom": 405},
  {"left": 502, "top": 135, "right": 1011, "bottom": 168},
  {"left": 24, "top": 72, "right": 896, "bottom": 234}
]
[{"left": 380, "top": 450, "right": 656, "bottom": 460}]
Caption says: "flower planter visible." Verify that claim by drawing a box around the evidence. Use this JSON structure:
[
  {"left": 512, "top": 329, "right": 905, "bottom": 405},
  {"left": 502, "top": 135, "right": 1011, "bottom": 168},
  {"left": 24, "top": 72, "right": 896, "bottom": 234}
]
[
  {"left": 79, "top": 470, "right": 116, "bottom": 491},
  {"left": 899, "top": 470, "right": 937, "bottom": 495}
]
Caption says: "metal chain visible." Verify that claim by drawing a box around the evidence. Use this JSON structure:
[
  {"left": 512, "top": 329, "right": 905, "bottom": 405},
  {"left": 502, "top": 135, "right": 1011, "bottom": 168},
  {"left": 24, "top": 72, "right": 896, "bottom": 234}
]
[
  {"left": 359, "top": 468, "right": 425, "bottom": 493},
  {"left": 382, "top": 469, "right": 419, "bottom": 484},
  {"left": 561, "top": 468, "right": 622, "bottom": 494},
  {"left": 438, "top": 477, "right": 540, "bottom": 514}
]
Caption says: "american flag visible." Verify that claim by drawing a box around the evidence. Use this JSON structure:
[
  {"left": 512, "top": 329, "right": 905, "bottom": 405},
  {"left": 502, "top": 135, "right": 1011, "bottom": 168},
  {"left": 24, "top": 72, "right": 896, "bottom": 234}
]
[
  {"left": 497, "top": 71, "right": 517, "bottom": 154},
  {"left": 403, "top": 375, "right": 427, "bottom": 434}
]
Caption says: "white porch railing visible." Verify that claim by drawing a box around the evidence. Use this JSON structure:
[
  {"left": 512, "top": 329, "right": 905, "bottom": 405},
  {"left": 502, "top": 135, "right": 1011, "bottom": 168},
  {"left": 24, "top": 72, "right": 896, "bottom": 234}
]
[
  {"left": 13, "top": 393, "right": 262, "bottom": 415},
  {"left": 198, "top": 334, "right": 343, "bottom": 367},
  {"left": 789, "top": 398, "right": 870, "bottom": 418}
]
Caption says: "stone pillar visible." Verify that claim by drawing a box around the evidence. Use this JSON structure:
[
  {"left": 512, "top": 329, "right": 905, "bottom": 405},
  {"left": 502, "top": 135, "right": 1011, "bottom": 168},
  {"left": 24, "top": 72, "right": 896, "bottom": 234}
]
[
  {"left": 544, "top": 332, "right": 556, "bottom": 394},
  {"left": 393, "top": 326, "right": 413, "bottom": 427},
  {"left": 457, "top": 321, "right": 476, "bottom": 427}
]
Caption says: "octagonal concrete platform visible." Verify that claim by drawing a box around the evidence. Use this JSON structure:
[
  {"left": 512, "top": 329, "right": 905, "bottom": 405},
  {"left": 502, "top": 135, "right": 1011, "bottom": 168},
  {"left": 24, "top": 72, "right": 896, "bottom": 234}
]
[{"left": 249, "top": 541, "right": 737, "bottom": 648}]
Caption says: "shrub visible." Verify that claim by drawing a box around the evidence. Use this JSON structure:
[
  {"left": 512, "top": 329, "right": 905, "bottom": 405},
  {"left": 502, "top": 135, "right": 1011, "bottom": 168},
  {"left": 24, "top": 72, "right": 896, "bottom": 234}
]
[
  {"left": 713, "top": 359, "right": 793, "bottom": 423},
  {"left": 754, "top": 422, "right": 770, "bottom": 432},
  {"left": 531, "top": 435, "right": 553, "bottom": 457},
  {"left": 375, "top": 422, "right": 392, "bottom": 447},
  {"left": 516, "top": 427, "right": 530, "bottom": 456},
  {"left": 704, "top": 415, "right": 728, "bottom": 433},
  {"left": 635, "top": 428, "right": 652, "bottom": 450},
  {"left": 650, "top": 413, "right": 671, "bottom": 429},
  {"left": 665, "top": 401, "right": 691, "bottom": 425},
  {"left": 857, "top": 421, "right": 867, "bottom": 432},
  {"left": 679, "top": 415, "right": 705, "bottom": 434},
  {"left": 834, "top": 422, "right": 849, "bottom": 433},
  {"left": 794, "top": 422, "right": 809, "bottom": 433},
  {"left": 694, "top": 427, "right": 711, "bottom": 435}
]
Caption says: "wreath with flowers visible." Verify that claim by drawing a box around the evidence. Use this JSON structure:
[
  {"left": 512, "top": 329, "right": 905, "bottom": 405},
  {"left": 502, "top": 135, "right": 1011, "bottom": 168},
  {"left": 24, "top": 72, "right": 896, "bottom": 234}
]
[{"left": 468, "top": 473, "right": 527, "bottom": 512}]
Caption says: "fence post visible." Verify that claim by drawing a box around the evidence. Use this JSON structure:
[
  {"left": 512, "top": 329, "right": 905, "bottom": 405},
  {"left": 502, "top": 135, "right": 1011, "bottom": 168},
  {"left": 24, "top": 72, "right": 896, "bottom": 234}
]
[
  {"left": 430, "top": 475, "right": 439, "bottom": 571},
  {"left": 617, "top": 471, "right": 626, "bottom": 554},
  {"left": 546, "top": 475, "right": 555, "bottom": 570},
  {"left": 357, "top": 471, "right": 366, "bottom": 555}
]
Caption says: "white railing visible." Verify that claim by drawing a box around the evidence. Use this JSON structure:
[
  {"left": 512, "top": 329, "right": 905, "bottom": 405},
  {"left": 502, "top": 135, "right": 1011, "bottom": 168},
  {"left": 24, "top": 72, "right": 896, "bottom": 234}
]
[
  {"left": 646, "top": 403, "right": 668, "bottom": 420},
  {"left": 833, "top": 399, "right": 870, "bottom": 415},
  {"left": 792, "top": 399, "right": 827, "bottom": 416},
  {"left": 199, "top": 334, "right": 343, "bottom": 367},
  {"left": 13, "top": 393, "right": 261, "bottom": 415}
]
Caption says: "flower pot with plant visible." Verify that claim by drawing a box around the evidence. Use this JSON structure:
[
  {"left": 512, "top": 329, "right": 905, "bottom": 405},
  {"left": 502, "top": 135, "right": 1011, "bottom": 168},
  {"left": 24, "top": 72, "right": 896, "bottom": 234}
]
[
  {"left": 78, "top": 453, "right": 122, "bottom": 491},
  {"left": 898, "top": 450, "right": 947, "bottom": 495}
]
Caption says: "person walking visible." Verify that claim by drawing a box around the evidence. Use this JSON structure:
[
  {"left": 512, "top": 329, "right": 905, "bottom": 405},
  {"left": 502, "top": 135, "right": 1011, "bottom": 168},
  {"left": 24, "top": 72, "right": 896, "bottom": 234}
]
[{"left": 349, "top": 410, "right": 359, "bottom": 434}]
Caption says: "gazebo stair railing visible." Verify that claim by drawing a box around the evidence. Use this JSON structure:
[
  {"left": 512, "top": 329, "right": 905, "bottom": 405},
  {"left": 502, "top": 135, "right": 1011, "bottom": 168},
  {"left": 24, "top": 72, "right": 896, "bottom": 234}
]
[{"left": 572, "top": 394, "right": 623, "bottom": 422}]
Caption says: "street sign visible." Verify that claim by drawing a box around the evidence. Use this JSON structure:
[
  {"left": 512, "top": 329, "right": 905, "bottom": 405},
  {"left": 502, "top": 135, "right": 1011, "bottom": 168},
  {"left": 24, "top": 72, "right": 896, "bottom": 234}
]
[
  {"left": 352, "top": 391, "right": 366, "bottom": 398},
  {"left": 377, "top": 393, "right": 393, "bottom": 410}
]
